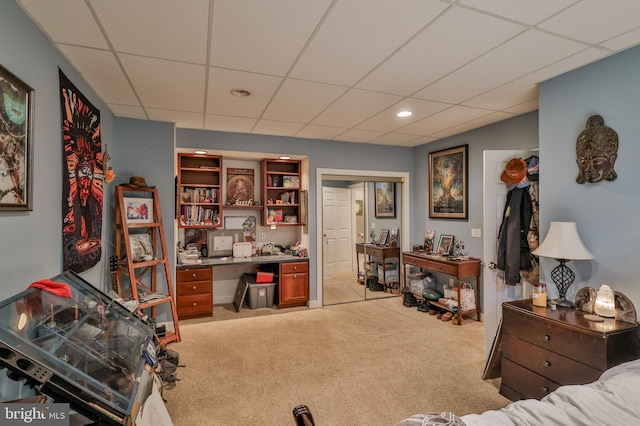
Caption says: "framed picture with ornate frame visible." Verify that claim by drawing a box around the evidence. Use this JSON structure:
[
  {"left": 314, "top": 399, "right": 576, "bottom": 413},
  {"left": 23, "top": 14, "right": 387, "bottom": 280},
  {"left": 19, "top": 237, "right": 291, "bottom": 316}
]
[
  {"left": 374, "top": 182, "right": 395, "bottom": 218},
  {"left": 0, "top": 64, "right": 34, "bottom": 211},
  {"left": 429, "top": 144, "right": 468, "bottom": 220}
]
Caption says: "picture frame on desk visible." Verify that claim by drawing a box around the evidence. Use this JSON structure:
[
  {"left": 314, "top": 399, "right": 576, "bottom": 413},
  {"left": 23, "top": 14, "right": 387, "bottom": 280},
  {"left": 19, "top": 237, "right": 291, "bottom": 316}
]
[
  {"left": 378, "top": 229, "right": 389, "bottom": 245},
  {"left": 436, "top": 234, "right": 454, "bottom": 255}
]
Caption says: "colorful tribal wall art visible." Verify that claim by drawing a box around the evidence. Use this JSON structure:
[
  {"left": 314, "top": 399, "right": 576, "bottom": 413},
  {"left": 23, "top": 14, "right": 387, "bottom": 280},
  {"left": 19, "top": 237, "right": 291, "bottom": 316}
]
[
  {"left": 0, "top": 64, "right": 34, "bottom": 211},
  {"left": 59, "top": 69, "right": 103, "bottom": 273}
]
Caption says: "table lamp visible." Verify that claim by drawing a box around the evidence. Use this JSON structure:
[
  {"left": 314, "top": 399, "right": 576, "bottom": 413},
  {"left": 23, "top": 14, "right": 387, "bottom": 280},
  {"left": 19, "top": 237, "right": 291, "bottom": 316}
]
[{"left": 532, "top": 222, "right": 594, "bottom": 308}]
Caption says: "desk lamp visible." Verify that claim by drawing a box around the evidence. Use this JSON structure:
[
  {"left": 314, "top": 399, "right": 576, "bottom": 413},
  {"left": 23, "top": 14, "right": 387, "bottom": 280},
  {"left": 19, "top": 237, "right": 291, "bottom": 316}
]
[{"left": 532, "top": 222, "right": 594, "bottom": 308}]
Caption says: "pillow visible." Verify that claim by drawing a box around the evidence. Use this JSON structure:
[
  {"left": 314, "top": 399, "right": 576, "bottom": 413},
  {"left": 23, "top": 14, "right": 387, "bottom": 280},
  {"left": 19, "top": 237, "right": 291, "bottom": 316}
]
[
  {"left": 395, "top": 412, "right": 466, "bottom": 426},
  {"left": 129, "top": 234, "right": 154, "bottom": 262}
]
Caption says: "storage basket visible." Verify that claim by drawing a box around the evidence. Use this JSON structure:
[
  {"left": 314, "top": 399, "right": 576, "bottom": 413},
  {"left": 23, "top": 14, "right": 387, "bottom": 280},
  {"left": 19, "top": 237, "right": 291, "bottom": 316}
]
[{"left": 256, "top": 271, "right": 274, "bottom": 283}]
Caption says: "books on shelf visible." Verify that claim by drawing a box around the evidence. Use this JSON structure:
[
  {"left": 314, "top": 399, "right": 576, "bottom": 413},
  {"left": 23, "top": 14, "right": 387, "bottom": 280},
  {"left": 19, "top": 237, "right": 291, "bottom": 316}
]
[{"left": 180, "top": 187, "right": 218, "bottom": 204}]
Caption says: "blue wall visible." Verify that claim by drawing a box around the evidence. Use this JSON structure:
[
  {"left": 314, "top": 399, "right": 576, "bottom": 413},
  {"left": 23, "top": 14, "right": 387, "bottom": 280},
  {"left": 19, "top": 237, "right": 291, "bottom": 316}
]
[
  {"left": 0, "top": 1, "right": 116, "bottom": 295},
  {"left": 539, "top": 46, "right": 640, "bottom": 307}
]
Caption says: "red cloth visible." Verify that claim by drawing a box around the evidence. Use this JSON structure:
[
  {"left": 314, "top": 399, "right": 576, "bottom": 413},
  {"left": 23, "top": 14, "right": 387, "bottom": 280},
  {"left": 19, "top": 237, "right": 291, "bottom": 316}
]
[{"left": 28, "top": 279, "right": 72, "bottom": 299}]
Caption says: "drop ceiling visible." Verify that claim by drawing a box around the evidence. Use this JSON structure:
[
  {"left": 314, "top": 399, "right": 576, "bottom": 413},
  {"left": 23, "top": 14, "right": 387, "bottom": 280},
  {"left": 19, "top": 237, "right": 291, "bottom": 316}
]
[{"left": 17, "top": 0, "right": 640, "bottom": 147}]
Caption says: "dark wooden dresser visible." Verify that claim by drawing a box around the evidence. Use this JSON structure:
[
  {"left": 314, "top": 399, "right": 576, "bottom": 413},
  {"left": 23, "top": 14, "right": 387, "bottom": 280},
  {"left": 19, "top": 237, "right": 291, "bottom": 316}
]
[{"left": 500, "top": 299, "right": 640, "bottom": 401}]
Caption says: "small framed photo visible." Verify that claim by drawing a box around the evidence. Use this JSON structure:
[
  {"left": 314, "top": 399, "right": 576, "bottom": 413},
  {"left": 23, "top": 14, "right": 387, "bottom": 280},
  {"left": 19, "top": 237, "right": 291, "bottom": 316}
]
[
  {"left": 124, "top": 197, "right": 154, "bottom": 224},
  {"left": 424, "top": 229, "right": 435, "bottom": 252},
  {"left": 378, "top": 229, "right": 390, "bottom": 245},
  {"left": 436, "top": 234, "right": 454, "bottom": 255}
]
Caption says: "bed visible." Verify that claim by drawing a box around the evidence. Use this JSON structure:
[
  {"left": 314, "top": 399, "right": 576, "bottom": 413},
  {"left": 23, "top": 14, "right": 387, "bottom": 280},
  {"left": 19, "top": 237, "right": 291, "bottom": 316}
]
[{"left": 396, "top": 358, "right": 640, "bottom": 425}]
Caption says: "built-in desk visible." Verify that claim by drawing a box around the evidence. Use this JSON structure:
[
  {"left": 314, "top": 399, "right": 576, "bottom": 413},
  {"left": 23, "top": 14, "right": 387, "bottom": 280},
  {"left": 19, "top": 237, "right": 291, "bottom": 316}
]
[
  {"left": 355, "top": 243, "right": 401, "bottom": 292},
  {"left": 176, "top": 255, "right": 309, "bottom": 316},
  {"left": 401, "top": 251, "right": 481, "bottom": 324}
]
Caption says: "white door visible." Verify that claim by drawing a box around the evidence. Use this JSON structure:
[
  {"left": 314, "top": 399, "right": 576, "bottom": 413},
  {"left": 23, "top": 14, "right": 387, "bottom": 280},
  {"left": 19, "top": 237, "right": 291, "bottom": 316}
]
[
  {"left": 323, "top": 187, "right": 353, "bottom": 275},
  {"left": 482, "top": 149, "right": 535, "bottom": 356}
]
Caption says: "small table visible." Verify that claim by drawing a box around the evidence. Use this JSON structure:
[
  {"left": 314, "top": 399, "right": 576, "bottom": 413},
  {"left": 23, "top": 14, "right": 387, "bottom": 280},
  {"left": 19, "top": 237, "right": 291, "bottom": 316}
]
[
  {"left": 401, "top": 251, "right": 481, "bottom": 324},
  {"left": 355, "top": 243, "right": 401, "bottom": 292}
]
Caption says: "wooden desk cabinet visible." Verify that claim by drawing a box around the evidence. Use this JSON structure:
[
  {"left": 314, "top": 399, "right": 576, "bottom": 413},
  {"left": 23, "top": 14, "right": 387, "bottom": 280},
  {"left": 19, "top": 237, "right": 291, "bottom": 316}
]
[
  {"left": 278, "top": 260, "right": 309, "bottom": 308},
  {"left": 500, "top": 299, "right": 640, "bottom": 401},
  {"left": 176, "top": 266, "right": 212, "bottom": 319}
]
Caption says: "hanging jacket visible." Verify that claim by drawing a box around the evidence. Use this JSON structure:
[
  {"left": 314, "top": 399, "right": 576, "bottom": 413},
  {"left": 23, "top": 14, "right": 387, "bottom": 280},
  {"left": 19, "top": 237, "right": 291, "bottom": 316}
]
[{"left": 497, "top": 186, "right": 533, "bottom": 285}]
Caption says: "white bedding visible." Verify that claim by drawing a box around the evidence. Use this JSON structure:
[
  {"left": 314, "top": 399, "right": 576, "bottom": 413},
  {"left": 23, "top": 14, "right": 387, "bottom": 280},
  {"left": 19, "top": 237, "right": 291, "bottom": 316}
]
[
  {"left": 461, "top": 359, "right": 640, "bottom": 426},
  {"left": 396, "top": 359, "right": 640, "bottom": 426}
]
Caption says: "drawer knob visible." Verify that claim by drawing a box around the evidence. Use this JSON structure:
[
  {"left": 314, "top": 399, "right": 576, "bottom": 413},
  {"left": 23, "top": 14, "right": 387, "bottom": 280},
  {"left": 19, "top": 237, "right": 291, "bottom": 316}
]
[
  {"left": 192, "top": 302, "right": 197, "bottom": 306},
  {"left": 193, "top": 285, "right": 197, "bottom": 289},
  {"left": 542, "top": 335, "right": 550, "bottom": 342},
  {"left": 543, "top": 361, "right": 551, "bottom": 368},
  {"left": 192, "top": 273, "right": 197, "bottom": 277},
  {"left": 541, "top": 387, "right": 549, "bottom": 394}
]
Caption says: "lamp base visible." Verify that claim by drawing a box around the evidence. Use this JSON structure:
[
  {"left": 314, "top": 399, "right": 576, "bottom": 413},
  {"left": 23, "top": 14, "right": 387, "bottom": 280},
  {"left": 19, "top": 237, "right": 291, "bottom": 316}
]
[{"left": 555, "top": 298, "right": 574, "bottom": 308}]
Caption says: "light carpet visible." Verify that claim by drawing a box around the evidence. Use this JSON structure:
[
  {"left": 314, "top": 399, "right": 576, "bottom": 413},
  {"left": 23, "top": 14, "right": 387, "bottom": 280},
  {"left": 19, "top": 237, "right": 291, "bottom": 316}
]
[{"left": 163, "top": 297, "right": 509, "bottom": 425}]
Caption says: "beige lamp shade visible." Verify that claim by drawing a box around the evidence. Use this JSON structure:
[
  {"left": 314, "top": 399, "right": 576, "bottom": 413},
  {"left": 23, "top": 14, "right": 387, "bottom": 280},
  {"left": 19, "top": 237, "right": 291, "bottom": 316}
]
[{"left": 532, "top": 221, "right": 594, "bottom": 260}]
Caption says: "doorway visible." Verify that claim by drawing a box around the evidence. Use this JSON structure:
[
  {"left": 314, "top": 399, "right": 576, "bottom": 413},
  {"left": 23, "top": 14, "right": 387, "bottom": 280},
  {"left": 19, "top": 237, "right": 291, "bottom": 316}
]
[{"left": 315, "top": 169, "right": 410, "bottom": 307}]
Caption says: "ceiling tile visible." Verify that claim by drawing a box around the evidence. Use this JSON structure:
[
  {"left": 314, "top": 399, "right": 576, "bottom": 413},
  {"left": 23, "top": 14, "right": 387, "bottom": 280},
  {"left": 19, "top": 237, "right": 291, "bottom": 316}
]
[
  {"left": 403, "top": 135, "right": 439, "bottom": 147},
  {"left": 295, "top": 124, "right": 347, "bottom": 141},
  {"left": 369, "top": 133, "right": 421, "bottom": 146},
  {"left": 414, "top": 29, "right": 587, "bottom": 103},
  {"left": 429, "top": 111, "right": 515, "bottom": 139},
  {"left": 504, "top": 99, "right": 538, "bottom": 115},
  {"left": 312, "top": 89, "right": 402, "bottom": 128},
  {"left": 211, "top": 0, "right": 332, "bottom": 75},
  {"left": 400, "top": 106, "right": 492, "bottom": 135},
  {"left": 18, "top": 0, "right": 108, "bottom": 48},
  {"left": 91, "top": 0, "right": 209, "bottom": 64},
  {"left": 120, "top": 54, "right": 205, "bottom": 112},
  {"left": 356, "top": 98, "right": 450, "bottom": 132},
  {"left": 462, "top": 79, "right": 538, "bottom": 110},
  {"left": 291, "top": 0, "right": 448, "bottom": 86},
  {"left": 262, "top": 79, "right": 348, "bottom": 123},
  {"left": 335, "top": 128, "right": 385, "bottom": 143},
  {"left": 108, "top": 104, "right": 147, "bottom": 120},
  {"left": 539, "top": 0, "right": 640, "bottom": 44},
  {"left": 356, "top": 6, "right": 526, "bottom": 95},
  {"left": 146, "top": 109, "right": 203, "bottom": 129},
  {"left": 59, "top": 45, "right": 139, "bottom": 105},
  {"left": 459, "top": 0, "right": 576, "bottom": 25},
  {"left": 206, "top": 67, "right": 282, "bottom": 117},
  {"left": 601, "top": 29, "right": 640, "bottom": 52},
  {"left": 253, "top": 119, "right": 306, "bottom": 137},
  {"left": 205, "top": 115, "right": 257, "bottom": 133}
]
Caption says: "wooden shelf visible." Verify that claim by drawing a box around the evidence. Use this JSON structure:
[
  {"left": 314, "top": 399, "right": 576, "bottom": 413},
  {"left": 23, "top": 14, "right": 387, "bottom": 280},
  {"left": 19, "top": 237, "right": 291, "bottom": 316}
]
[
  {"left": 261, "top": 158, "right": 302, "bottom": 226},
  {"left": 177, "top": 154, "right": 223, "bottom": 228}
]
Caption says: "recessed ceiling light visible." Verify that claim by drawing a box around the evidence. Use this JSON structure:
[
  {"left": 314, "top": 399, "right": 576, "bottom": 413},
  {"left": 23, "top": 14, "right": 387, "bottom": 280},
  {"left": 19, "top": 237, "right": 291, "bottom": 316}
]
[
  {"left": 194, "top": 150, "right": 208, "bottom": 155},
  {"left": 279, "top": 155, "right": 291, "bottom": 160},
  {"left": 230, "top": 88, "right": 251, "bottom": 97},
  {"left": 397, "top": 110, "right": 412, "bottom": 118}
]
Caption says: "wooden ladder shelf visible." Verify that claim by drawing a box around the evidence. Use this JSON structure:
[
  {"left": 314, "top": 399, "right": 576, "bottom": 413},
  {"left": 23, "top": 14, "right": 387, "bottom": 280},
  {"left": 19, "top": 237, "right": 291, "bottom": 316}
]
[{"left": 115, "top": 184, "right": 181, "bottom": 344}]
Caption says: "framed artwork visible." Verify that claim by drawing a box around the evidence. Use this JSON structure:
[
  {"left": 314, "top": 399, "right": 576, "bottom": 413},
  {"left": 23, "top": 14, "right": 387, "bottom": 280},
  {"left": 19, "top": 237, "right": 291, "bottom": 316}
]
[
  {"left": 124, "top": 197, "right": 154, "bottom": 224},
  {"left": 0, "top": 64, "right": 34, "bottom": 211},
  {"left": 429, "top": 144, "right": 468, "bottom": 220},
  {"left": 374, "top": 182, "right": 395, "bottom": 218},
  {"left": 355, "top": 199, "right": 363, "bottom": 216},
  {"left": 226, "top": 167, "right": 254, "bottom": 205},
  {"left": 378, "top": 229, "right": 390, "bottom": 245},
  {"left": 437, "top": 234, "right": 454, "bottom": 255}
]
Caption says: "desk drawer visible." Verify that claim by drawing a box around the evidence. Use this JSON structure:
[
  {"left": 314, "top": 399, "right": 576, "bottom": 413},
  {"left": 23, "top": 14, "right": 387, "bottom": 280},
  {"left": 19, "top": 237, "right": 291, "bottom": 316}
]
[
  {"left": 177, "top": 267, "right": 212, "bottom": 282},
  {"left": 177, "top": 280, "right": 211, "bottom": 297},
  {"left": 501, "top": 358, "right": 559, "bottom": 400},
  {"left": 503, "top": 308, "right": 605, "bottom": 369},
  {"left": 425, "top": 261, "right": 457, "bottom": 276},
  {"left": 502, "top": 334, "right": 601, "bottom": 385},
  {"left": 177, "top": 294, "right": 212, "bottom": 317},
  {"left": 281, "top": 261, "right": 308, "bottom": 274}
]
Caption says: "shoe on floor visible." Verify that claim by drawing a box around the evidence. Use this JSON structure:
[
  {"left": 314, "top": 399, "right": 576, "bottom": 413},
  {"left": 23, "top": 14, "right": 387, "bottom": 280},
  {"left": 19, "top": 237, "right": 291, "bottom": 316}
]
[{"left": 441, "top": 312, "right": 453, "bottom": 321}]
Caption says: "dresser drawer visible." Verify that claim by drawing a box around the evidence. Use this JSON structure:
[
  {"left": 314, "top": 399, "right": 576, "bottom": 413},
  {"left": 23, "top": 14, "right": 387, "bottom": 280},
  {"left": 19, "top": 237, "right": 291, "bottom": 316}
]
[
  {"left": 280, "top": 261, "right": 308, "bottom": 274},
  {"left": 177, "top": 280, "right": 211, "bottom": 297},
  {"left": 424, "top": 260, "right": 457, "bottom": 276},
  {"left": 177, "top": 294, "right": 212, "bottom": 317},
  {"left": 502, "top": 334, "right": 602, "bottom": 385},
  {"left": 503, "top": 307, "right": 606, "bottom": 369},
  {"left": 501, "top": 358, "right": 560, "bottom": 400},
  {"left": 177, "top": 267, "right": 212, "bottom": 283}
]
